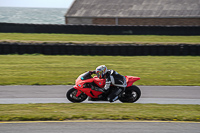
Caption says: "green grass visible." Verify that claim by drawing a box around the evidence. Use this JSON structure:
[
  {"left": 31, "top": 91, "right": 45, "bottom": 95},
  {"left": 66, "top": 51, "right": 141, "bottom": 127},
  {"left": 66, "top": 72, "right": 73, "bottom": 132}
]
[
  {"left": 0, "top": 33, "right": 200, "bottom": 44},
  {"left": 0, "top": 103, "right": 199, "bottom": 122},
  {"left": 0, "top": 55, "right": 200, "bottom": 86}
]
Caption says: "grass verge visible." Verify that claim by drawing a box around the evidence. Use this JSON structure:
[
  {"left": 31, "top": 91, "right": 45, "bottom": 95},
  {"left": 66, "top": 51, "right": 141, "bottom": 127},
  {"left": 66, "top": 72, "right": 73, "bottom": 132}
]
[
  {"left": 0, "top": 103, "right": 199, "bottom": 122},
  {"left": 0, "top": 55, "right": 200, "bottom": 86},
  {"left": 0, "top": 33, "right": 200, "bottom": 44}
]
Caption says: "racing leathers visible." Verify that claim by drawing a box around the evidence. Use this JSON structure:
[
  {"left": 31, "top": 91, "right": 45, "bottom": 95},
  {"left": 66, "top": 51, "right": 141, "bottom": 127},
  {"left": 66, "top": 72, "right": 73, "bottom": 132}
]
[
  {"left": 104, "top": 70, "right": 127, "bottom": 102},
  {"left": 91, "top": 70, "right": 127, "bottom": 102}
]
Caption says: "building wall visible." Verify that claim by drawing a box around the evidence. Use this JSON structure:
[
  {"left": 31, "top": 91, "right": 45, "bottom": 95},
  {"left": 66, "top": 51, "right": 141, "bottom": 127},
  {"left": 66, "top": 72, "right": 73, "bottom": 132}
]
[
  {"left": 118, "top": 18, "right": 200, "bottom": 26},
  {"left": 65, "top": 18, "right": 93, "bottom": 25},
  {"left": 93, "top": 18, "right": 116, "bottom": 25},
  {"left": 66, "top": 17, "right": 200, "bottom": 26}
]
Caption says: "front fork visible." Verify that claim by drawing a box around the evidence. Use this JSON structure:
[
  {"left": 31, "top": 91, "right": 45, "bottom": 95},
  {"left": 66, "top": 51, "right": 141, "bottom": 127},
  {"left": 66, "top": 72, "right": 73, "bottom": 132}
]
[
  {"left": 73, "top": 86, "right": 83, "bottom": 97},
  {"left": 75, "top": 90, "right": 82, "bottom": 97}
]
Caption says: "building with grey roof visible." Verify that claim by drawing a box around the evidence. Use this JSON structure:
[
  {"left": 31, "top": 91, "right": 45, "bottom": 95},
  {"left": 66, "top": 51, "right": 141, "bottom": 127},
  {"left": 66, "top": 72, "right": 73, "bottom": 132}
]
[{"left": 65, "top": 0, "right": 200, "bottom": 26}]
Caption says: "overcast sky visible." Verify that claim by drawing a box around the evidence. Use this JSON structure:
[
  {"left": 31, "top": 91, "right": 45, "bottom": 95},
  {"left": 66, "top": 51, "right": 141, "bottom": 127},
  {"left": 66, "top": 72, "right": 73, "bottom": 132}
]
[{"left": 0, "top": 0, "right": 74, "bottom": 8}]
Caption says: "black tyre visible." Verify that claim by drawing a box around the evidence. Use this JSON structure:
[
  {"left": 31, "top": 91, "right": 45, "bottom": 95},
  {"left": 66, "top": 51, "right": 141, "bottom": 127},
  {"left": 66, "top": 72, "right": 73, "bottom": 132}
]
[
  {"left": 119, "top": 85, "right": 141, "bottom": 103},
  {"left": 66, "top": 88, "right": 88, "bottom": 103}
]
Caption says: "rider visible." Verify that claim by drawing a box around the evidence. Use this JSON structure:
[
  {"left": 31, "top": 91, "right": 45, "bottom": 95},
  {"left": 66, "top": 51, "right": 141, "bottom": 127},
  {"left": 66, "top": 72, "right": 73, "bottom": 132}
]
[{"left": 90, "top": 65, "right": 127, "bottom": 102}]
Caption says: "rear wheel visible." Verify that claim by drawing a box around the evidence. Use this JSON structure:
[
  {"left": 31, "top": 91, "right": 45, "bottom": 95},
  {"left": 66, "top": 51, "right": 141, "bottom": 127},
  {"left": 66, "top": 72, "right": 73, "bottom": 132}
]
[
  {"left": 66, "top": 88, "right": 88, "bottom": 103},
  {"left": 119, "top": 85, "right": 141, "bottom": 103}
]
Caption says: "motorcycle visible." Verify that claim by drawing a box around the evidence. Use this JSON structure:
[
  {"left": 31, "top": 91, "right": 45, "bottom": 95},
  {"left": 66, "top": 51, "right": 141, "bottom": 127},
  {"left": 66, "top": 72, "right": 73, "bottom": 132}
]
[{"left": 66, "top": 71, "right": 141, "bottom": 103}]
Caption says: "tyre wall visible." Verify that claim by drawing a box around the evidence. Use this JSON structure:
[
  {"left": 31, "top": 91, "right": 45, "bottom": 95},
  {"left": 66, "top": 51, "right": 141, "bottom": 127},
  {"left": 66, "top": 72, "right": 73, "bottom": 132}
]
[
  {"left": 0, "top": 22, "right": 200, "bottom": 35},
  {"left": 0, "top": 42, "right": 199, "bottom": 56}
]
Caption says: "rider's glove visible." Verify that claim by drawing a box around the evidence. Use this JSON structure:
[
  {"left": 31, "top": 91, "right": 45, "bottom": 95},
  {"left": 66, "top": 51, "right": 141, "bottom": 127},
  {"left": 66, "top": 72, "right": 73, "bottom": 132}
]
[{"left": 89, "top": 70, "right": 96, "bottom": 74}]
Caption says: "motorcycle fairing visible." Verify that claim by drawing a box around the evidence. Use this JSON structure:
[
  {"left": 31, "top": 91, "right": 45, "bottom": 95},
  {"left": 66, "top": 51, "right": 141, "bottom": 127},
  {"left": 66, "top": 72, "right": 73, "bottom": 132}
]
[{"left": 74, "top": 74, "right": 105, "bottom": 98}]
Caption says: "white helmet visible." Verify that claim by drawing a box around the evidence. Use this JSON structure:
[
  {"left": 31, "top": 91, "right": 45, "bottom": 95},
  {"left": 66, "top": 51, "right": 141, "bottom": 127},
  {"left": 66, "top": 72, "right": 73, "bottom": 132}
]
[{"left": 96, "top": 65, "right": 107, "bottom": 79}]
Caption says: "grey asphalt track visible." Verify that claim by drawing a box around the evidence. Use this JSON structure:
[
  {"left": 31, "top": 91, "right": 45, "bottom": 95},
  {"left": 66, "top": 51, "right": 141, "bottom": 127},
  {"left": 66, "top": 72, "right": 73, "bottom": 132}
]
[
  {"left": 0, "top": 121, "right": 200, "bottom": 133},
  {"left": 0, "top": 86, "right": 200, "bottom": 133},
  {"left": 0, "top": 85, "right": 200, "bottom": 104}
]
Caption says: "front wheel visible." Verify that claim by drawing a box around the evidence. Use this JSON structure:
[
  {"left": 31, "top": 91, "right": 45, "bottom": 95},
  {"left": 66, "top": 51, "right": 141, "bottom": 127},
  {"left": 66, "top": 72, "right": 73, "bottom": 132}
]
[
  {"left": 66, "top": 88, "right": 88, "bottom": 103},
  {"left": 119, "top": 85, "right": 141, "bottom": 103}
]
